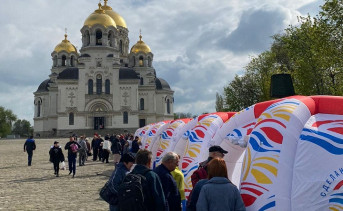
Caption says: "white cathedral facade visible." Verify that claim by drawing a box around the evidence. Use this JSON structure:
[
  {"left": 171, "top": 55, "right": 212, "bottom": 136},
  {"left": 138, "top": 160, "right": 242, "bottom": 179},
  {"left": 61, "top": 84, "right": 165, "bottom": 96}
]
[{"left": 33, "top": 1, "right": 174, "bottom": 137}]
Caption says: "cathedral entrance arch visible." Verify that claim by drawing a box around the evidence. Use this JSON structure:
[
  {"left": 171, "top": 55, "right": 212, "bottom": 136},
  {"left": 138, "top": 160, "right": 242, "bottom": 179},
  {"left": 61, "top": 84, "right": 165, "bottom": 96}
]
[{"left": 85, "top": 100, "right": 112, "bottom": 130}]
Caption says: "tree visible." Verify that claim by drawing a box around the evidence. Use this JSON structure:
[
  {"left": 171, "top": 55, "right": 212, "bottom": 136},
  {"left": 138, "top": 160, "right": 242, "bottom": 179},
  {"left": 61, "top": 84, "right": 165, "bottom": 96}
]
[
  {"left": 174, "top": 112, "right": 193, "bottom": 120},
  {"left": 215, "top": 92, "right": 225, "bottom": 111},
  {"left": 0, "top": 106, "right": 17, "bottom": 138},
  {"left": 12, "top": 119, "right": 33, "bottom": 137}
]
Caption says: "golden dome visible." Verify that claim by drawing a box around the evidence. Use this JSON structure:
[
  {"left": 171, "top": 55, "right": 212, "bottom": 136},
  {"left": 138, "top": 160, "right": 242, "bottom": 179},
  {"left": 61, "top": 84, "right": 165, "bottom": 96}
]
[
  {"left": 84, "top": 3, "right": 116, "bottom": 28},
  {"left": 130, "top": 34, "right": 152, "bottom": 54},
  {"left": 54, "top": 34, "right": 77, "bottom": 53},
  {"left": 102, "top": 0, "right": 127, "bottom": 28}
]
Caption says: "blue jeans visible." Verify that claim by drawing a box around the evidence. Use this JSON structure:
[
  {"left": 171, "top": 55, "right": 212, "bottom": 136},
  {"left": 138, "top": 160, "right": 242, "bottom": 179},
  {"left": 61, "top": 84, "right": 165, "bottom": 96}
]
[{"left": 68, "top": 154, "right": 76, "bottom": 175}]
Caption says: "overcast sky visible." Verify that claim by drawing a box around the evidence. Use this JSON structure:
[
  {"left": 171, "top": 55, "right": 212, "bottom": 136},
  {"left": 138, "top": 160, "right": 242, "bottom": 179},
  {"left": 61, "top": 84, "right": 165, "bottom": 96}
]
[{"left": 0, "top": 0, "right": 324, "bottom": 124}]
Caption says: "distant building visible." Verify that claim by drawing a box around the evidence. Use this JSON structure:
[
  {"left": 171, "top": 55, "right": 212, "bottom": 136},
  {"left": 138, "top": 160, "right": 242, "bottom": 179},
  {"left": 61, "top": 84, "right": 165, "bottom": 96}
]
[{"left": 33, "top": 1, "right": 174, "bottom": 137}]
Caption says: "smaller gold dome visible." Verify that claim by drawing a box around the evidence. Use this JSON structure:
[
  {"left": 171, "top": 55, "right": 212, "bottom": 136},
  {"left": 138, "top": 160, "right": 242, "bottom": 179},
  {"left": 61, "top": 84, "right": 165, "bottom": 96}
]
[
  {"left": 102, "top": 0, "right": 127, "bottom": 28},
  {"left": 84, "top": 3, "right": 116, "bottom": 28},
  {"left": 130, "top": 34, "right": 152, "bottom": 54},
  {"left": 54, "top": 34, "right": 77, "bottom": 53}
]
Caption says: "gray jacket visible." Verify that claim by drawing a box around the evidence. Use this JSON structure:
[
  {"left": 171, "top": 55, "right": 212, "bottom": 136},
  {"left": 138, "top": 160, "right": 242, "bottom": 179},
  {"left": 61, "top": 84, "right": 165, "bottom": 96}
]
[{"left": 196, "top": 177, "right": 246, "bottom": 211}]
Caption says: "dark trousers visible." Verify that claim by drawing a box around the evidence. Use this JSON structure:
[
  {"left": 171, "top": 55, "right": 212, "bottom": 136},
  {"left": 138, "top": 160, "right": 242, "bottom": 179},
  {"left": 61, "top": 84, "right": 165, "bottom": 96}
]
[
  {"left": 93, "top": 148, "right": 98, "bottom": 161},
  {"left": 27, "top": 151, "right": 33, "bottom": 166},
  {"left": 68, "top": 154, "right": 76, "bottom": 175},
  {"left": 53, "top": 161, "right": 59, "bottom": 175},
  {"left": 102, "top": 149, "right": 109, "bottom": 163},
  {"left": 98, "top": 147, "right": 103, "bottom": 161},
  {"left": 79, "top": 152, "right": 86, "bottom": 166}
]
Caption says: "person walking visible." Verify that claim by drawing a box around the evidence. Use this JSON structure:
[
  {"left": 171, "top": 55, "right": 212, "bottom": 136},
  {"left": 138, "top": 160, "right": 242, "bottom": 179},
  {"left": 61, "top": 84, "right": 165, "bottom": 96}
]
[
  {"left": 24, "top": 136, "right": 36, "bottom": 166},
  {"left": 91, "top": 134, "right": 100, "bottom": 161},
  {"left": 110, "top": 135, "right": 122, "bottom": 166},
  {"left": 65, "top": 136, "right": 81, "bottom": 178},
  {"left": 78, "top": 136, "right": 88, "bottom": 166},
  {"left": 102, "top": 137, "right": 111, "bottom": 163},
  {"left": 107, "top": 153, "right": 135, "bottom": 211},
  {"left": 130, "top": 149, "right": 166, "bottom": 211},
  {"left": 196, "top": 158, "right": 245, "bottom": 211},
  {"left": 49, "top": 141, "right": 65, "bottom": 177},
  {"left": 154, "top": 152, "right": 181, "bottom": 211}
]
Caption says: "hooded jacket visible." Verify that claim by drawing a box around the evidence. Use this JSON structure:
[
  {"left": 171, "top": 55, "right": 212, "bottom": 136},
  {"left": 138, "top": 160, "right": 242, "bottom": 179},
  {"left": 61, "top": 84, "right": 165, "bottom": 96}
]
[{"left": 196, "top": 177, "right": 246, "bottom": 211}]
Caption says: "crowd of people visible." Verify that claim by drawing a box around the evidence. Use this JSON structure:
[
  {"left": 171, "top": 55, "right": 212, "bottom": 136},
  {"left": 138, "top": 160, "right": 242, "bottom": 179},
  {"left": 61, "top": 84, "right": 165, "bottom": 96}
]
[{"left": 24, "top": 134, "right": 246, "bottom": 211}]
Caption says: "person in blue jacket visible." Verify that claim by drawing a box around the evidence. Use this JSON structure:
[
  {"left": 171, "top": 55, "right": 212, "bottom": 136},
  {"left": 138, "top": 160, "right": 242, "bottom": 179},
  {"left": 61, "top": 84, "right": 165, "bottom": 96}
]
[
  {"left": 196, "top": 158, "right": 245, "bottom": 211},
  {"left": 108, "top": 153, "right": 135, "bottom": 211},
  {"left": 24, "top": 136, "right": 36, "bottom": 166}
]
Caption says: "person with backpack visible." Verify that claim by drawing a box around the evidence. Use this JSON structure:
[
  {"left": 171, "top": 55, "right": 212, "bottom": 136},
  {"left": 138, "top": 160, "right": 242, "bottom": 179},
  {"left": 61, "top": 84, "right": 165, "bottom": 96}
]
[
  {"left": 106, "top": 153, "right": 135, "bottom": 211},
  {"left": 126, "top": 149, "right": 166, "bottom": 211},
  {"left": 24, "top": 136, "right": 36, "bottom": 166},
  {"left": 196, "top": 158, "right": 245, "bottom": 211},
  {"left": 65, "top": 136, "right": 81, "bottom": 177},
  {"left": 154, "top": 152, "right": 181, "bottom": 211},
  {"left": 190, "top": 145, "right": 228, "bottom": 187},
  {"left": 49, "top": 141, "right": 65, "bottom": 177}
]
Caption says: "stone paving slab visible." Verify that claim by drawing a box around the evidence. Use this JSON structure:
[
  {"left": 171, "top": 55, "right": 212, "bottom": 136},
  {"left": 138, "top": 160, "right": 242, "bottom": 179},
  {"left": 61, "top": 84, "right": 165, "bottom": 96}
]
[{"left": 0, "top": 138, "right": 115, "bottom": 210}]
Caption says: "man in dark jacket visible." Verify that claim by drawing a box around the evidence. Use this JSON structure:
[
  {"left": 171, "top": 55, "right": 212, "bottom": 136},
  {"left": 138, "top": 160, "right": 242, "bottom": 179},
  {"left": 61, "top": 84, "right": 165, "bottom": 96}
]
[
  {"left": 49, "top": 141, "right": 65, "bottom": 177},
  {"left": 24, "top": 136, "right": 36, "bottom": 166},
  {"left": 110, "top": 135, "right": 121, "bottom": 165},
  {"left": 131, "top": 136, "right": 140, "bottom": 156},
  {"left": 91, "top": 135, "right": 100, "bottom": 161},
  {"left": 65, "top": 136, "right": 81, "bottom": 177},
  {"left": 131, "top": 149, "right": 166, "bottom": 211},
  {"left": 154, "top": 152, "right": 181, "bottom": 211}
]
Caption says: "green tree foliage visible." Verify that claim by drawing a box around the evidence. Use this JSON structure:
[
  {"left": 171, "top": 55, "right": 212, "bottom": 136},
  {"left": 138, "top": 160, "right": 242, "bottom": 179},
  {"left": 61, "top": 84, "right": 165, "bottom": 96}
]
[
  {"left": 215, "top": 92, "right": 225, "bottom": 111},
  {"left": 12, "top": 119, "right": 33, "bottom": 137},
  {"left": 174, "top": 112, "right": 193, "bottom": 120},
  {"left": 218, "top": 0, "right": 343, "bottom": 111},
  {"left": 0, "top": 106, "right": 17, "bottom": 138}
]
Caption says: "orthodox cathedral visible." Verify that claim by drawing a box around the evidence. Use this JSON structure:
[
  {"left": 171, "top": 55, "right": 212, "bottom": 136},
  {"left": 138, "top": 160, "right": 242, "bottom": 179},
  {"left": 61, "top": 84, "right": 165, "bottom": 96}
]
[{"left": 33, "top": 1, "right": 174, "bottom": 137}]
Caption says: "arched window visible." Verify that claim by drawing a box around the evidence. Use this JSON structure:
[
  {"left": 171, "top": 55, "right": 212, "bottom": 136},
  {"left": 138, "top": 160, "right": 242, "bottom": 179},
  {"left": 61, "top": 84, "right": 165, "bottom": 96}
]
[
  {"left": 119, "top": 40, "right": 123, "bottom": 54},
  {"left": 88, "top": 79, "right": 93, "bottom": 94},
  {"left": 167, "top": 99, "right": 170, "bottom": 114},
  {"left": 37, "top": 101, "right": 41, "bottom": 117},
  {"left": 105, "top": 79, "right": 110, "bottom": 94},
  {"left": 62, "top": 55, "right": 66, "bottom": 66},
  {"left": 70, "top": 56, "right": 74, "bottom": 67},
  {"left": 96, "top": 30, "right": 102, "bottom": 46},
  {"left": 140, "top": 77, "right": 144, "bottom": 85},
  {"left": 85, "top": 30, "right": 90, "bottom": 46},
  {"left": 140, "top": 98, "right": 144, "bottom": 110},
  {"left": 53, "top": 56, "right": 57, "bottom": 67},
  {"left": 96, "top": 75, "right": 102, "bottom": 94},
  {"left": 108, "top": 31, "right": 114, "bottom": 47},
  {"left": 69, "top": 112, "right": 74, "bottom": 125},
  {"left": 139, "top": 56, "right": 144, "bottom": 67},
  {"left": 123, "top": 111, "right": 128, "bottom": 124},
  {"left": 148, "top": 57, "right": 152, "bottom": 67}
]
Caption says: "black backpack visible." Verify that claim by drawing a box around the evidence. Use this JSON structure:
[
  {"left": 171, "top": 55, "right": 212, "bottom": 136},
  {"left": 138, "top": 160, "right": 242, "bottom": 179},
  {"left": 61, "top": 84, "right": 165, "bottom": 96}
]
[{"left": 117, "top": 169, "right": 151, "bottom": 211}]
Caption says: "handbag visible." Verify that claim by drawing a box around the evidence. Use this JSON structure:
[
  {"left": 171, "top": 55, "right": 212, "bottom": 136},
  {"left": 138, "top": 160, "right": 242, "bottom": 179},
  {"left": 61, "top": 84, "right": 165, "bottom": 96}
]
[
  {"left": 60, "top": 161, "right": 66, "bottom": 170},
  {"left": 99, "top": 180, "right": 118, "bottom": 205}
]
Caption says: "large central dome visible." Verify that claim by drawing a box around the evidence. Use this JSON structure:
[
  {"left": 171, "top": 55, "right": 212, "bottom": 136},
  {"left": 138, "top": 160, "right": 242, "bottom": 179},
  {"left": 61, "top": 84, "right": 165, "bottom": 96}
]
[
  {"left": 101, "top": 0, "right": 127, "bottom": 28},
  {"left": 84, "top": 3, "right": 116, "bottom": 28}
]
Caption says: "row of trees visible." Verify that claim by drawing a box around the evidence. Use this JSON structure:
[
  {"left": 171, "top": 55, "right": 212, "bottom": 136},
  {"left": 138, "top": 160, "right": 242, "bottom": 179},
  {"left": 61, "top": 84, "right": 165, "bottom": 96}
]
[
  {"left": 0, "top": 106, "right": 33, "bottom": 138},
  {"left": 216, "top": 0, "right": 343, "bottom": 111}
]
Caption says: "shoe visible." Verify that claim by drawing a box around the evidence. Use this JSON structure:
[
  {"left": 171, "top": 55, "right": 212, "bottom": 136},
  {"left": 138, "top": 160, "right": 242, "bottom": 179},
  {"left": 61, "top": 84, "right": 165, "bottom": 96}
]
[
  {"left": 56, "top": 174, "right": 59, "bottom": 177},
  {"left": 54, "top": 172, "right": 57, "bottom": 175},
  {"left": 69, "top": 172, "right": 72, "bottom": 175},
  {"left": 72, "top": 174, "right": 75, "bottom": 178}
]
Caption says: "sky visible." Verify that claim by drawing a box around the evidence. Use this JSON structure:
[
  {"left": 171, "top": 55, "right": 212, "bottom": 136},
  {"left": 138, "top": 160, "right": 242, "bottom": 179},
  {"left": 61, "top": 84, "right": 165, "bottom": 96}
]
[{"left": 0, "top": 0, "right": 324, "bottom": 124}]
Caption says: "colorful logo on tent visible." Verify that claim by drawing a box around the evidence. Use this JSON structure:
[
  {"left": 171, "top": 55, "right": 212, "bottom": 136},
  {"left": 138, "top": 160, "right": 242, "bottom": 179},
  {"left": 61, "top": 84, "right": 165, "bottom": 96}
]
[
  {"left": 329, "top": 180, "right": 343, "bottom": 210},
  {"left": 240, "top": 182, "right": 271, "bottom": 207},
  {"left": 300, "top": 120, "right": 343, "bottom": 155},
  {"left": 226, "top": 122, "right": 256, "bottom": 142}
]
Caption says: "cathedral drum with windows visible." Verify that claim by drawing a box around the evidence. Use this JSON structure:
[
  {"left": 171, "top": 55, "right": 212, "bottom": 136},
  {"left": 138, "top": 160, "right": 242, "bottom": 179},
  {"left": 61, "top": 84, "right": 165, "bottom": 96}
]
[{"left": 33, "top": 1, "right": 174, "bottom": 137}]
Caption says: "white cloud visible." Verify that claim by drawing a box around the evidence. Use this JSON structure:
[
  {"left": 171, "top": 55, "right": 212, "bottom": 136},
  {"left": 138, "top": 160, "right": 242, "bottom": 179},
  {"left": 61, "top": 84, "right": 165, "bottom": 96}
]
[{"left": 0, "top": 0, "right": 323, "bottom": 123}]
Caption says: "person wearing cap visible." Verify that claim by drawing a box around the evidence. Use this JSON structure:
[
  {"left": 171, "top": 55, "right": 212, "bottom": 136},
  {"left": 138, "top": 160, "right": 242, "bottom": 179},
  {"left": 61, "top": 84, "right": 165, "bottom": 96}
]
[
  {"left": 187, "top": 145, "right": 228, "bottom": 210},
  {"left": 49, "top": 141, "right": 65, "bottom": 177}
]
